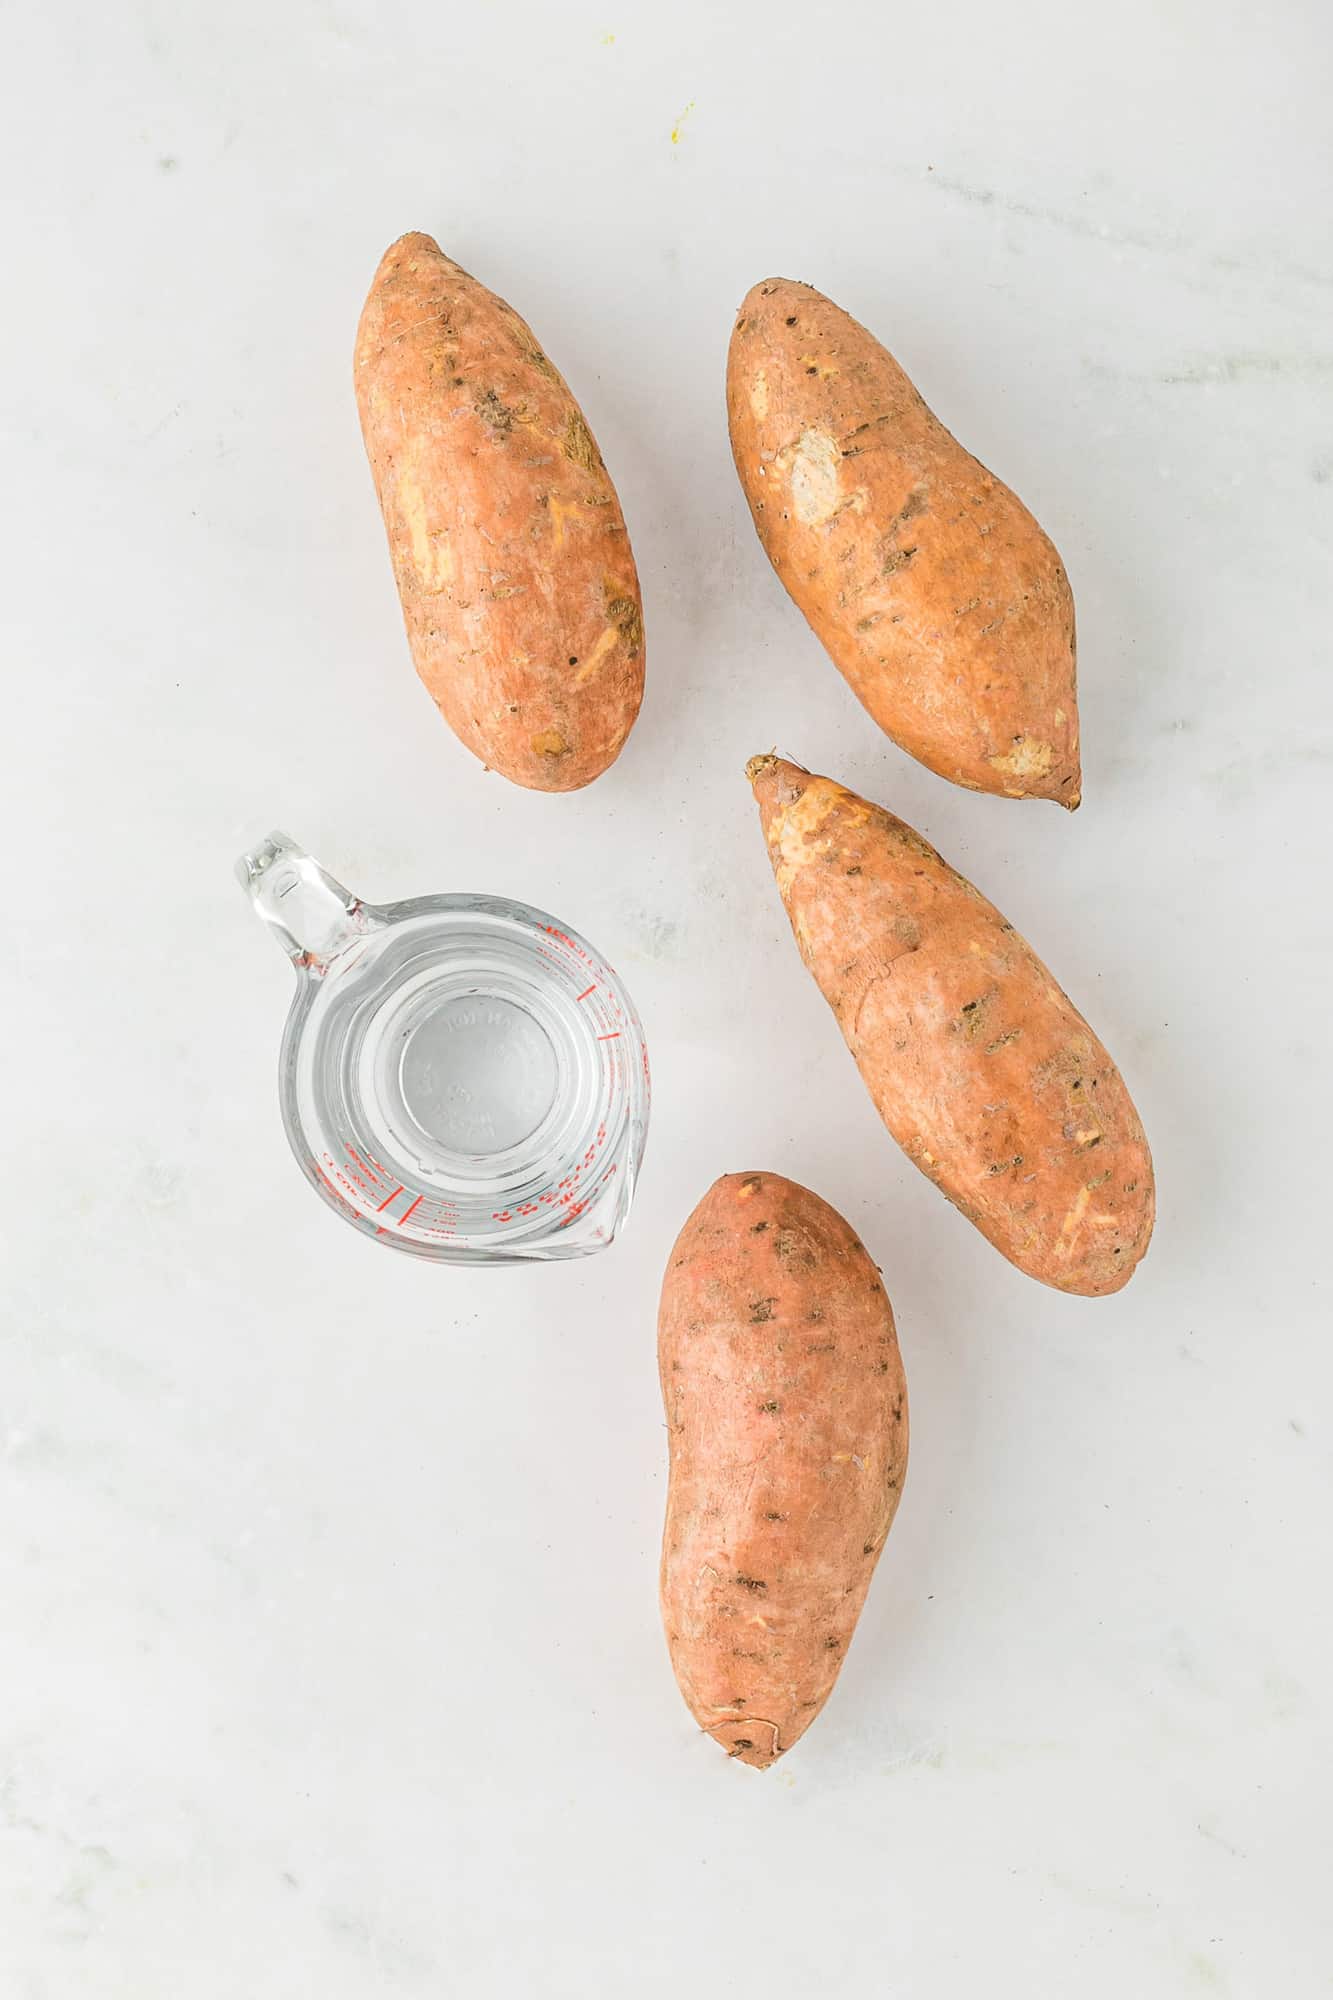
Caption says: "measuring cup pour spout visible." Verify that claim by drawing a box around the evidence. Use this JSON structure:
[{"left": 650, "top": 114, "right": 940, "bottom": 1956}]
[{"left": 235, "top": 833, "right": 380, "bottom": 973}]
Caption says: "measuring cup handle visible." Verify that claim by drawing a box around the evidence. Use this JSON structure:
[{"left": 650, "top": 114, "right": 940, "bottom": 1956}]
[{"left": 235, "top": 834, "right": 380, "bottom": 972}]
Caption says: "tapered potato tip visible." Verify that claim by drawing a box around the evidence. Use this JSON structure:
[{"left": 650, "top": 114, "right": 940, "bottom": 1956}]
[
  {"left": 376, "top": 228, "right": 440, "bottom": 266},
  {"left": 746, "top": 751, "right": 809, "bottom": 814},
  {"left": 710, "top": 1716, "right": 782, "bottom": 1769},
  {"left": 355, "top": 232, "right": 446, "bottom": 352}
]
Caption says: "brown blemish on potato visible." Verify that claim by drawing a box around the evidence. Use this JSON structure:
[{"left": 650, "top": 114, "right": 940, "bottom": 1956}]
[
  {"left": 956, "top": 990, "right": 1000, "bottom": 1039},
  {"left": 605, "top": 589, "right": 644, "bottom": 656},
  {"left": 474, "top": 386, "right": 520, "bottom": 433},
  {"left": 774, "top": 1228, "right": 818, "bottom": 1270},
  {"left": 561, "top": 409, "right": 601, "bottom": 470}
]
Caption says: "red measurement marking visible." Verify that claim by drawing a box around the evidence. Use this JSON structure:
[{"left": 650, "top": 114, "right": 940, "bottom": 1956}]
[
  {"left": 596, "top": 1031, "right": 620, "bottom": 1041},
  {"left": 375, "top": 1184, "right": 405, "bottom": 1212},
  {"left": 399, "top": 1193, "right": 424, "bottom": 1226},
  {"left": 576, "top": 984, "right": 596, "bottom": 1002},
  {"left": 314, "top": 1163, "right": 359, "bottom": 1218}
]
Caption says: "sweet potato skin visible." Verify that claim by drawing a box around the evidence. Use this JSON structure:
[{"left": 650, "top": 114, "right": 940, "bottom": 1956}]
[
  {"left": 659, "top": 1171, "right": 909, "bottom": 1769},
  {"left": 747, "top": 756, "right": 1154, "bottom": 1295},
  {"left": 354, "top": 233, "right": 644, "bottom": 791},
  {"left": 728, "top": 280, "right": 1081, "bottom": 806}
]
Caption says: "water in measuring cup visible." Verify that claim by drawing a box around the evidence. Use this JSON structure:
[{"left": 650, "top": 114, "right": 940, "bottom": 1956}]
[
  {"left": 399, "top": 993, "right": 558, "bottom": 1154},
  {"left": 239, "top": 837, "right": 649, "bottom": 1264}
]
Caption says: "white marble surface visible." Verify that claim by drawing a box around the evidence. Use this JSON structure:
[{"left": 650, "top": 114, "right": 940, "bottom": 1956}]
[{"left": 4, "top": 2, "right": 1330, "bottom": 1992}]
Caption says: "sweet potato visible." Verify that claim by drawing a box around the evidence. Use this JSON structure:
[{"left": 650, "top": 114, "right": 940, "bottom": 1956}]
[
  {"left": 728, "top": 280, "right": 1081, "bottom": 806},
  {"left": 354, "top": 233, "right": 644, "bottom": 791},
  {"left": 659, "top": 1171, "right": 909, "bottom": 1768},
  {"left": 747, "top": 755, "right": 1154, "bottom": 1294}
]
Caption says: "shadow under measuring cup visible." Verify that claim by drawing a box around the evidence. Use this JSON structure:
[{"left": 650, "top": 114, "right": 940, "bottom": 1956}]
[{"left": 237, "top": 835, "right": 650, "bottom": 1263}]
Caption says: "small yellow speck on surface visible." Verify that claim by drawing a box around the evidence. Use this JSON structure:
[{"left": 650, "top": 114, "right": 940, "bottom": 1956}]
[
  {"left": 1059, "top": 1185, "right": 1092, "bottom": 1242},
  {"left": 398, "top": 458, "right": 453, "bottom": 592},
  {"left": 601, "top": 31, "right": 615, "bottom": 43},
  {"left": 573, "top": 624, "right": 619, "bottom": 684},
  {"left": 671, "top": 100, "right": 695, "bottom": 144}
]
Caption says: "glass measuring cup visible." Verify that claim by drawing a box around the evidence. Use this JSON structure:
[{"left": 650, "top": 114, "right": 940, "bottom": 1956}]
[{"left": 237, "top": 835, "right": 650, "bottom": 1263}]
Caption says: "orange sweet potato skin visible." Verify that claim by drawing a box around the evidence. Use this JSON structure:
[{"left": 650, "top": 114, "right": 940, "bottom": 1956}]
[
  {"left": 728, "top": 280, "right": 1081, "bottom": 806},
  {"left": 659, "top": 1171, "right": 908, "bottom": 1769},
  {"left": 748, "top": 757, "right": 1154, "bottom": 1295},
  {"left": 354, "top": 233, "right": 644, "bottom": 791}
]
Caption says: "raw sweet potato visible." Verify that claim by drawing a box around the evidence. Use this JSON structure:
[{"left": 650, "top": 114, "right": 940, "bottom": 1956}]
[
  {"left": 354, "top": 233, "right": 644, "bottom": 791},
  {"left": 728, "top": 280, "right": 1081, "bottom": 806},
  {"left": 659, "top": 1171, "right": 909, "bottom": 1768},
  {"left": 747, "top": 755, "right": 1154, "bottom": 1294}
]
